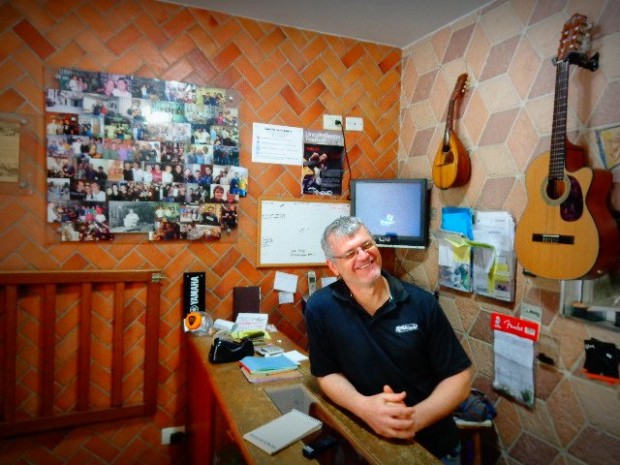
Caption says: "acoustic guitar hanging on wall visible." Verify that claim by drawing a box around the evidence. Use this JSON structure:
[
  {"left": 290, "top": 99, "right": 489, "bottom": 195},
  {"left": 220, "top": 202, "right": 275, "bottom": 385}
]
[
  {"left": 515, "top": 13, "right": 620, "bottom": 280},
  {"left": 432, "top": 73, "right": 471, "bottom": 189}
]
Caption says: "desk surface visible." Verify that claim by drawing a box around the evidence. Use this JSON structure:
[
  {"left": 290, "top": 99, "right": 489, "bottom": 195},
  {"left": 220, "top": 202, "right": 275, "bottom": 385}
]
[{"left": 187, "top": 333, "right": 441, "bottom": 465}]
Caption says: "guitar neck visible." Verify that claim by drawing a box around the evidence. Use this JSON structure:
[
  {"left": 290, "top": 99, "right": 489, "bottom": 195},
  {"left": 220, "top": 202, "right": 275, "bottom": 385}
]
[{"left": 549, "top": 60, "right": 570, "bottom": 180}]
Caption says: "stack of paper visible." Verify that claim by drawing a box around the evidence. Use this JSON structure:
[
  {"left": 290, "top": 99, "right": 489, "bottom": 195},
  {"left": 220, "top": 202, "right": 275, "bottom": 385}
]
[
  {"left": 243, "top": 408, "right": 322, "bottom": 455},
  {"left": 239, "top": 354, "right": 301, "bottom": 384}
]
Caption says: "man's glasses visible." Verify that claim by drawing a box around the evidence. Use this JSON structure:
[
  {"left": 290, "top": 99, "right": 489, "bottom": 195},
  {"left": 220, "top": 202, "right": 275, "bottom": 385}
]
[{"left": 331, "top": 240, "right": 376, "bottom": 261}]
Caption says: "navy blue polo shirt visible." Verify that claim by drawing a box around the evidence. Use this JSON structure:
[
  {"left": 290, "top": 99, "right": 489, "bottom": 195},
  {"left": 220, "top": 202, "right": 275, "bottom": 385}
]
[{"left": 304, "top": 272, "right": 471, "bottom": 458}]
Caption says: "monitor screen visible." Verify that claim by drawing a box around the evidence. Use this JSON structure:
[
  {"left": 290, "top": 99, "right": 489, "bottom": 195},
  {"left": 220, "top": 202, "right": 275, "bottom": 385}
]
[{"left": 350, "top": 178, "right": 430, "bottom": 249}]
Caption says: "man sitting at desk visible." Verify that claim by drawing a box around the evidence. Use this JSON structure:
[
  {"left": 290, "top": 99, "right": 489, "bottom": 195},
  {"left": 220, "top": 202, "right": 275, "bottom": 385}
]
[{"left": 304, "top": 216, "right": 473, "bottom": 464}]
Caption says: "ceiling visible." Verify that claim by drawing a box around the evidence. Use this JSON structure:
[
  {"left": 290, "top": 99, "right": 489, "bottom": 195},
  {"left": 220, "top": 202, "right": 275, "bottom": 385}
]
[{"left": 160, "top": 0, "right": 492, "bottom": 48}]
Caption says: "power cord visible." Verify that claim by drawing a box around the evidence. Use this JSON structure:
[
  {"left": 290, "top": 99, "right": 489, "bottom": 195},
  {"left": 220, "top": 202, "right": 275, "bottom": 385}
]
[{"left": 335, "top": 119, "right": 352, "bottom": 200}]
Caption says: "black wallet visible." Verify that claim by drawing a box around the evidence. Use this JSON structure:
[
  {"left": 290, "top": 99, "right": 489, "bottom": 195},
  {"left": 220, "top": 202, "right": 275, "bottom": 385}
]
[{"left": 208, "top": 337, "right": 254, "bottom": 364}]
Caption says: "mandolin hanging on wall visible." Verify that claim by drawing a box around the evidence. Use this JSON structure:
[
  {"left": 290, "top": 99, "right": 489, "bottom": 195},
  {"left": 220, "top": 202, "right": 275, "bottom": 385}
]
[
  {"left": 432, "top": 73, "right": 471, "bottom": 189},
  {"left": 514, "top": 13, "right": 620, "bottom": 280}
]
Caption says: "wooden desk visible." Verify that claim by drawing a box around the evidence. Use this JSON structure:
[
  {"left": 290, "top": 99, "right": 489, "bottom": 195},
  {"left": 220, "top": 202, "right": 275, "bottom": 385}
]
[{"left": 186, "top": 333, "right": 441, "bottom": 465}]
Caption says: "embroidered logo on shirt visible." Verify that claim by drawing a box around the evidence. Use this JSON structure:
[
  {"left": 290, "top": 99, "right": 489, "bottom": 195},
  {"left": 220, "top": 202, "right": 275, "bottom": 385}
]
[{"left": 395, "top": 323, "right": 418, "bottom": 333}]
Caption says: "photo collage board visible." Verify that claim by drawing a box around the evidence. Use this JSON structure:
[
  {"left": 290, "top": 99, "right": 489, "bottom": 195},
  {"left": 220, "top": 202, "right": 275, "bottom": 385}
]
[{"left": 45, "top": 67, "right": 247, "bottom": 242}]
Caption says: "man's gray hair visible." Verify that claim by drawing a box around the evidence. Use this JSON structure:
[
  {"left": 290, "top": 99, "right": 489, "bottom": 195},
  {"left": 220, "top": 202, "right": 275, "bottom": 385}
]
[{"left": 321, "top": 216, "right": 366, "bottom": 258}]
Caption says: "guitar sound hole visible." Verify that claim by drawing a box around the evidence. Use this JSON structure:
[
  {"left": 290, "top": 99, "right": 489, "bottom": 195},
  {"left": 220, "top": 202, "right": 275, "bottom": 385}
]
[
  {"left": 545, "top": 179, "right": 565, "bottom": 200},
  {"left": 560, "top": 175, "right": 583, "bottom": 221}
]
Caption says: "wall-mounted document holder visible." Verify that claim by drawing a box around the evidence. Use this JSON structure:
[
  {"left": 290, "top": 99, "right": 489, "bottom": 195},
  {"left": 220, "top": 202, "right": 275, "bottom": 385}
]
[{"left": 436, "top": 210, "right": 516, "bottom": 303}]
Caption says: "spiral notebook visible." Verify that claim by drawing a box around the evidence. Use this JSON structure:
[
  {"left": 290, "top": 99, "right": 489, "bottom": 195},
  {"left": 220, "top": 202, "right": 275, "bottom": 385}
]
[{"left": 243, "top": 408, "right": 322, "bottom": 455}]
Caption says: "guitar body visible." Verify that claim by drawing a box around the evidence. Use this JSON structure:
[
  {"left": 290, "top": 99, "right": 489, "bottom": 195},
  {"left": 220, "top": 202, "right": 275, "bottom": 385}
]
[
  {"left": 432, "top": 133, "right": 471, "bottom": 189},
  {"left": 515, "top": 150, "right": 619, "bottom": 279}
]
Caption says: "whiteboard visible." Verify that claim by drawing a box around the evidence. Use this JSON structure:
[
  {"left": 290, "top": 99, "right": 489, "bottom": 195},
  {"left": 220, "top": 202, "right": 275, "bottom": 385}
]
[{"left": 258, "top": 198, "right": 350, "bottom": 267}]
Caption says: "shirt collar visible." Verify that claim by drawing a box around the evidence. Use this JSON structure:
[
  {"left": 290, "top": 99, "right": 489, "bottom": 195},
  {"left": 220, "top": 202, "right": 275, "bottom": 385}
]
[{"left": 331, "top": 271, "right": 408, "bottom": 305}]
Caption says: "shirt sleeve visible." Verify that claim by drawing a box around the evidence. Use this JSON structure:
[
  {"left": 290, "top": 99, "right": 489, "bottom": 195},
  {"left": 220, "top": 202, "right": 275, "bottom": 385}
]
[{"left": 304, "top": 292, "right": 342, "bottom": 378}]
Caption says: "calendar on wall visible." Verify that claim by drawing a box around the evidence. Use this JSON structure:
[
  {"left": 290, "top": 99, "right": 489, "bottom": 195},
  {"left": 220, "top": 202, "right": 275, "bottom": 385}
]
[{"left": 44, "top": 67, "right": 246, "bottom": 242}]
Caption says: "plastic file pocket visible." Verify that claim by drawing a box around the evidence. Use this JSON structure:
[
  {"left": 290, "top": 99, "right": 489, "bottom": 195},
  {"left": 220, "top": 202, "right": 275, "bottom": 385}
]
[{"left": 436, "top": 210, "right": 516, "bottom": 302}]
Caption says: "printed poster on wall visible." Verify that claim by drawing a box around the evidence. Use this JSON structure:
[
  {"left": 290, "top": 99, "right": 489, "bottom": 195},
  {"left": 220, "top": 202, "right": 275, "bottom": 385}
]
[{"left": 302, "top": 129, "right": 344, "bottom": 196}]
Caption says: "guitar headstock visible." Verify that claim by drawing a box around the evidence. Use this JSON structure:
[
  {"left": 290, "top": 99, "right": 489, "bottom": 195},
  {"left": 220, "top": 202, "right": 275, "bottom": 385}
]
[
  {"left": 556, "top": 13, "right": 598, "bottom": 69},
  {"left": 450, "top": 73, "right": 468, "bottom": 102}
]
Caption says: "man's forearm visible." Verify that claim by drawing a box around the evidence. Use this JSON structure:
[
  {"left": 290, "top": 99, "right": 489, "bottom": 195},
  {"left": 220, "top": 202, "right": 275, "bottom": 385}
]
[
  {"left": 317, "top": 373, "right": 366, "bottom": 416},
  {"left": 412, "top": 367, "right": 473, "bottom": 431}
]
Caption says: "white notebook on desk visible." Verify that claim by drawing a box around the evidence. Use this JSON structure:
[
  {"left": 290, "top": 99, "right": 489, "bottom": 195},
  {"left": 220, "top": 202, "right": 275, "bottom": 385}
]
[{"left": 243, "top": 408, "right": 322, "bottom": 455}]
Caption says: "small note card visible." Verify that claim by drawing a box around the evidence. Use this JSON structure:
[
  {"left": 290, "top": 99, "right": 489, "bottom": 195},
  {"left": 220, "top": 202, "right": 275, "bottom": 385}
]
[{"left": 243, "top": 408, "right": 322, "bottom": 455}]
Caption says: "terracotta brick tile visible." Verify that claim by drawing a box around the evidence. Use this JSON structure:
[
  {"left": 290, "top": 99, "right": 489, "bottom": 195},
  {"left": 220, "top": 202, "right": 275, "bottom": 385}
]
[
  {"left": 278, "top": 62, "right": 304, "bottom": 93},
  {"left": 106, "top": 24, "right": 142, "bottom": 56},
  {"left": 13, "top": 20, "right": 55, "bottom": 59},
  {"left": 45, "top": 13, "right": 84, "bottom": 48},
  {"left": 378, "top": 49, "right": 401, "bottom": 74},
  {"left": 256, "top": 93, "right": 286, "bottom": 121},
  {"left": 295, "top": 101, "right": 321, "bottom": 129},
  {"left": 162, "top": 34, "right": 197, "bottom": 65},
  {"left": 302, "top": 36, "right": 328, "bottom": 63},
  {"left": 259, "top": 27, "right": 287, "bottom": 54},
  {"left": 301, "top": 78, "right": 326, "bottom": 103},
  {"left": 160, "top": 58, "right": 193, "bottom": 82},
  {"left": 212, "top": 248, "right": 242, "bottom": 277},
  {"left": 254, "top": 50, "right": 282, "bottom": 79},
  {"left": 211, "top": 17, "right": 243, "bottom": 47},
  {"left": 317, "top": 68, "right": 345, "bottom": 98},
  {"left": 76, "top": 5, "right": 115, "bottom": 41},
  {"left": 213, "top": 269, "right": 243, "bottom": 299},
  {"left": 340, "top": 85, "right": 365, "bottom": 113},
  {"left": 213, "top": 42, "right": 241, "bottom": 70},
  {"left": 304, "top": 58, "right": 332, "bottom": 87},
  {"left": 0, "top": 58, "right": 26, "bottom": 94},
  {"left": 85, "top": 434, "right": 120, "bottom": 463},
  {"left": 163, "top": 8, "right": 194, "bottom": 38},
  {"left": 237, "top": 16, "right": 267, "bottom": 42},
  {"left": 341, "top": 43, "right": 365, "bottom": 68},
  {"left": 378, "top": 84, "right": 400, "bottom": 115},
  {"left": 0, "top": 2, "right": 21, "bottom": 32},
  {"left": 185, "top": 26, "right": 220, "bottom": 58}
]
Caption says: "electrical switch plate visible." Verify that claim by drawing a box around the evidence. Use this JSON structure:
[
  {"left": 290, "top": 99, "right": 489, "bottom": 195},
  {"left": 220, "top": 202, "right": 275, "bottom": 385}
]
[
  {"left": 323, "top": 114, "right": 342, "bottom": 130},
  {"left": 346, "top": 117, "right": 363, "bottom": 131},
  {"left": 161, "top": 426, "right": 185, "bottom": 445}
]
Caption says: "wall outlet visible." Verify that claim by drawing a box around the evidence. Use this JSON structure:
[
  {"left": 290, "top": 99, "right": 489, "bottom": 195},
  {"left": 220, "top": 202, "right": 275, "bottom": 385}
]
[
  {"left": 161, "top": 426, "right": 185, "bottom": 445},
  {"left": 323, "top": 114, "right": 342, "bottom": 130},
  {"left": 346, "top": 116, "right": 363, "bottom": 131}
]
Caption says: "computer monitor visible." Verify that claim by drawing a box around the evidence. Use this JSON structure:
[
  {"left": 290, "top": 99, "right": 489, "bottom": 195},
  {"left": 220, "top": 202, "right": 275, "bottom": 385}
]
[{"left": 350, "top": 178, "right": 430, "bottom": 249}]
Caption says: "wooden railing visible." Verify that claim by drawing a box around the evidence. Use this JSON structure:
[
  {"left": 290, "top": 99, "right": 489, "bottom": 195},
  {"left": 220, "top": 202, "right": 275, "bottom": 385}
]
[{"left": 0, "top": 270, "right": 163, "bottom": 438}]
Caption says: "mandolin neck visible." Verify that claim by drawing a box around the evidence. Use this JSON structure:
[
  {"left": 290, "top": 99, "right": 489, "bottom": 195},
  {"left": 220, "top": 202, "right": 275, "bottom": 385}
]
[{"left": 443, "top": 99, "right": 456, "bottom": 147}]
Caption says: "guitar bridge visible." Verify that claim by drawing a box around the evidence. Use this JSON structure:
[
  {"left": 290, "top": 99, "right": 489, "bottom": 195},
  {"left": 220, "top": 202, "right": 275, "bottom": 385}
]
[{"left": 532, "top": 234, "right": 574, "bottom": 245}]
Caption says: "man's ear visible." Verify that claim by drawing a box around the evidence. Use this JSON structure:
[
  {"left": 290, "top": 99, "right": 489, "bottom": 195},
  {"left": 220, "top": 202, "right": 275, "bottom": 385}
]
[{"left": 326, "top": 259, "right": 339, "bottom": 276}]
